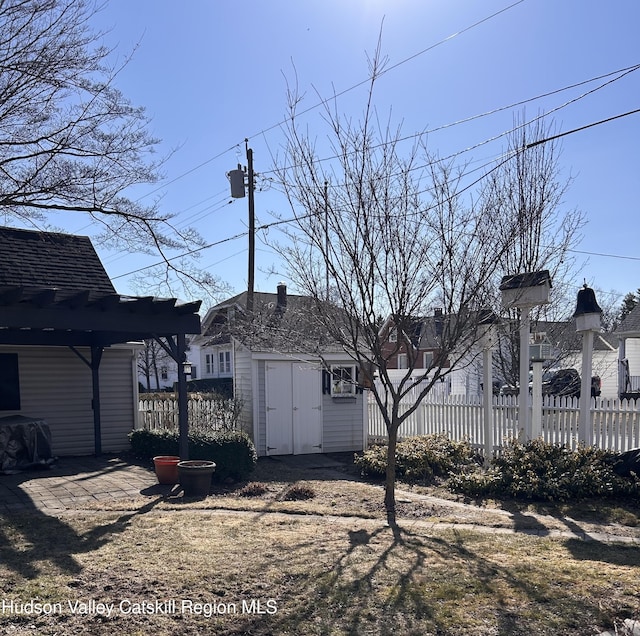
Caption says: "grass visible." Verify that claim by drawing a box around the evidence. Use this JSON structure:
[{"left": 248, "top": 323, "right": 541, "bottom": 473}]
[{"left": 1, "top": 454, "right": 639, "bottom": 635}]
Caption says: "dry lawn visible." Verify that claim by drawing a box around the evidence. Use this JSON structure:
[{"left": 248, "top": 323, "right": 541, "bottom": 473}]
[{"left": 1, "top": 454, "right": 639, "bottom": 636}]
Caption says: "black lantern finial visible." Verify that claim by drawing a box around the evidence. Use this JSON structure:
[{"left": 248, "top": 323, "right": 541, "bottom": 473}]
[{"left": 573, "top": 283, "right": 602, "bottom": 317}]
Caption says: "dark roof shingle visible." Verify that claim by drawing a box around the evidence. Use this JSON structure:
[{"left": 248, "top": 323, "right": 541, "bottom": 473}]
[{"left": 0, "top": 226, "right": 115, "bottom": 294}]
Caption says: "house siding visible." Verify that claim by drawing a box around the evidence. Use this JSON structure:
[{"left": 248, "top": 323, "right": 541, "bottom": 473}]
[
  {"left": 321, "top": 395, "right": 364, "bottom": 453},
  {"left": 0, "top": 345, "right": 136, "bottom": 455},
  {"left": 232, "top": 343, "right": 254, "bottom": 439}
]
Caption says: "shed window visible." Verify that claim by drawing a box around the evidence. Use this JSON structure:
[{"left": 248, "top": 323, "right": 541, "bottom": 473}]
[
  {"left": 0, "top": 353, "right": 20, "bottom": 410},
  {"left": 331, "top": 365, "right": 356, "bottom": 396}
]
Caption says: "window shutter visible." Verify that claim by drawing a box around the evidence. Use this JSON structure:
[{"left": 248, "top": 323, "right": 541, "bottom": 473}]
[
  {"left": 322, "top": 369, "right": 331, "bottom": 394},
  {"left": 355, "top": 366, "right": 363, "bottom": 394}
]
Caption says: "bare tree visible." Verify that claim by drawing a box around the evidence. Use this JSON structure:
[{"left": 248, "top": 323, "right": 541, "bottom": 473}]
[
  {"left": 272, "top": 54, "right": 521, "bottom": 526},
  {"left": 0, "top": 0, "right": 215, "bottom": 294},
  {"left": 476, "top": 115, "right": 586, "bottom": 384},
  {"left": 138, "top": 339, "right": 174, "bottom": 391}
]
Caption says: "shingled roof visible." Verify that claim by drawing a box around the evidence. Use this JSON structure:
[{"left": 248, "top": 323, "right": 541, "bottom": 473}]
[
  {"left": 615, "top": 302, "right": 640, "bottom": 337},
  {"left": 0, "top": 227, "right": 115, "bottom": 294}
]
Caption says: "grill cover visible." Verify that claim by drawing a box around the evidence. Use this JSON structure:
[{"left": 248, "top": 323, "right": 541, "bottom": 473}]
[{"left": 0, "top": 415, "right": 53, "bottom": 472}]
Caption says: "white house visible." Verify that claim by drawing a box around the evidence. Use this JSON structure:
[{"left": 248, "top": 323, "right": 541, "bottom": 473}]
[{"left": 614, "top": 303, "right": 640, "bottom": 398}]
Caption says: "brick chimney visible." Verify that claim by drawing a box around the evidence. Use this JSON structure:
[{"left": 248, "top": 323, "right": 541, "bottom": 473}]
[{"left": 276, "top": 282, "right": 287, "bottom": 313}]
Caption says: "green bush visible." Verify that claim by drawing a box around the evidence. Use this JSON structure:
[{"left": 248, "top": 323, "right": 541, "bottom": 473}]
[
  {"left": 129, "top": 429, "right": 257, "bottom": 482},
  {"left": 354, "top": 434, "right": 479, "bottom": 484},
  {"left": 448, "top": 438, "right": 640, "bottom": 501}
]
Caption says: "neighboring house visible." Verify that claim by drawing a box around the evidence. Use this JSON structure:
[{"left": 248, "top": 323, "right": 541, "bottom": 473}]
[
  {"left": 379, "top": 312, "right": 619, "bottom": 399},
  {"left": 190, "top": 294, "right": 244, "bottom": 383},
  {"left": 614, "top": 303, "right": 640, "bottom": 398},
  {"left": 196, "top": 283, "right": 367, "bottom": 456},
  {"left": 0, "top": 227, "right": 200, "bottom": 456}
]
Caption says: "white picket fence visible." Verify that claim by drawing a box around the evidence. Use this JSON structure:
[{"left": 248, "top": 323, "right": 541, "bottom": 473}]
[{"left": 368, "top": 394, "right": 640, "bottom": 455}]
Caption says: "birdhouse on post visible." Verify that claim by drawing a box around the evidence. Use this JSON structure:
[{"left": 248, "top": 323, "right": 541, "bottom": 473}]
[
  {"left": 499, "top": 270, "right": 552, "bottom": 309},
  {"left": 499, "top": 270, "right": 552, "bottom": 442}
]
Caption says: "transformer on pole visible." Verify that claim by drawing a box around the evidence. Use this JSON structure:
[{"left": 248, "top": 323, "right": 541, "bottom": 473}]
[{"left": 227, "top": 142, "right": 256, "bottom": 313}]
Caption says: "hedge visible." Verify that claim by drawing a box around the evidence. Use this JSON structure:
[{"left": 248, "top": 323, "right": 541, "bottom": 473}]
[
  {"left": 448, "top": 438, "right": 640, "bottom": 501},
  {"left": 129, "top": 428, "right": 257, "bottom": 482}
]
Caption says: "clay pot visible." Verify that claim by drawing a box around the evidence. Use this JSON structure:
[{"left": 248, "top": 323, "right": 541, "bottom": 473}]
[
  {"left": 152, "top": 455, "right": 181, "bottom": 485},
  {"left": 178, "top": 460, "right": 216, "bottom": 497}
]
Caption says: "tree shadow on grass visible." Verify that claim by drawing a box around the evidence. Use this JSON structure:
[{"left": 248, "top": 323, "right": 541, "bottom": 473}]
[
  {"left": 564, "top": 537, "right": 640, "bottom": 566},
  {"left": 0, "top": 460, "right": 170, "bottom": 581},
  {"left": 214, "top": 518, "right": 598, "bottom": 636}
]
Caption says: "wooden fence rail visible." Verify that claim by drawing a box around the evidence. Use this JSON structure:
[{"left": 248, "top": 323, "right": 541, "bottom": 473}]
[{"left": 368, "top": 394, "right": 640, "bottom": 455}]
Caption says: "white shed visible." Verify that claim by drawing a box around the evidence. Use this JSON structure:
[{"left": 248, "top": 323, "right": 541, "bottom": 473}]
[{"left": 234, "top": 342, "right": 367, "bottom": 457}]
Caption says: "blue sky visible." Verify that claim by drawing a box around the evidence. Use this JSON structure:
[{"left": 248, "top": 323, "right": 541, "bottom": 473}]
[{"left": 58, "top": 0, "right": 639, "bottom": 312}]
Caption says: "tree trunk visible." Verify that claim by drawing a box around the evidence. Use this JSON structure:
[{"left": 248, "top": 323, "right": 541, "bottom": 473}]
[{"left": 384, "top": 423, "right": 399, "bottom": 527}]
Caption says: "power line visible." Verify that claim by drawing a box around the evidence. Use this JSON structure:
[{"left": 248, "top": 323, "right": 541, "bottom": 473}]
[
  {"left": 525, "top": 108, "right": 640, "bottom": 149},
  {"left": 113, "top": 103, "right": 640, "bottom": 281},
  {"left": 101, "top": 0, "right": 529, "bottom": 217}
]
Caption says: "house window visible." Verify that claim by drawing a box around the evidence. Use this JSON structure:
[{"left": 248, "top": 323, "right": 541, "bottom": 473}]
[
  {"left": 397, "top": 354, "right": 408, "bottom": 369},
  {"left": 205, "top": 354, "right": 214, "bottom": 375},
  {"left": 0, "top": 353, "right": 20, "bottom": 410},
  {"left": 423, "top": 351, "right": 434, "bottom": 369},
  {"left": 389, "top": 327, "right": 398, "bottom": 343},
  {"left": 219, "top": 351, "right": 231, "bottom": 374},
  {"left": 190, "top": 365, "right": 197, "bottom": 379},
  {"left": 331, "top": 365, "right": 356, "bottom": 396},
  {"left": 160, "top": 366, "right": 168, "bottom": 380}
]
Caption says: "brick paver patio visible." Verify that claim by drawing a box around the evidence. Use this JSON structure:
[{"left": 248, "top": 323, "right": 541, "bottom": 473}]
[{"left": 0, "top": 455, "right": 162, "bottom": 512}]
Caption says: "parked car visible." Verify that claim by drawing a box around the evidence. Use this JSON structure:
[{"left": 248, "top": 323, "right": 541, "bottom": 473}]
[
  {"left": 542, "top": 368, "right": 601, "bottom": 398},
  {"left": 501, "top": 369, "right": 601, "bottom": 398}
]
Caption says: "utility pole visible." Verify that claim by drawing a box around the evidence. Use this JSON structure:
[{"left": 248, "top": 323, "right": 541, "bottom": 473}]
[
  {"left": 227, "top": 140, "right": 256, "bottom": 315},
  {"left": 246, "top": 141, "right": 255, "bottom": 315}
]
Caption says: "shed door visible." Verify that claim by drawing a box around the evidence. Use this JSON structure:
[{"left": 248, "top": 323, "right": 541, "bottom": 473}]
[
  {"left": 265, "top": 362, "right": 293, "bottom": 455},
  {"left": 292, "top": 363, "right": 322, "bottom": 454},
  {"left": 265, "top": 361, "right": 323, "bottom": 455}
]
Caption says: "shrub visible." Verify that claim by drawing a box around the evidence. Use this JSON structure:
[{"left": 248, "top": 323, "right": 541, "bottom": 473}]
[
  {"left": 129, "top": 429, "right": 257, "bottom": 482},
  {"left": 238, "top": 482, "right": 268, "bottom": 497},
  {"left": 281, "top": 483, "right": 316, "bottom": 501},
  {"left": 129, "top": 428, "right": 178, "bottom": 458},
  {"left": 354, "top": 434, "right": 479, "bottom": 484},
  {"left": 448, "top": 438, "right": 640, "bottom": 501}
]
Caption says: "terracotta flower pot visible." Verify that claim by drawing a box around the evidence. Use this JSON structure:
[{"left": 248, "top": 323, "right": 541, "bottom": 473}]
[
  {"left": 153, "top": 455, "right": 181, "bottom": 485},
  {"left": 178, "top": 460, "right": 216, "bottom": 497}
]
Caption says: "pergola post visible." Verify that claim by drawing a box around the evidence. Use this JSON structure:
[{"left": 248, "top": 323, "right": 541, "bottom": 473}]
[
  {"left": 176, "top": 332, "right": 189, "bottom": 460},
  {"left": 91, "top": 346, "right": 104, "bottom": 456}
]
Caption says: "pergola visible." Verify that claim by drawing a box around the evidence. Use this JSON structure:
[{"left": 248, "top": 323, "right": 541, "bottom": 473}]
[{"left": 0, "top": 227, "right": 201, "bottom": 457}]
